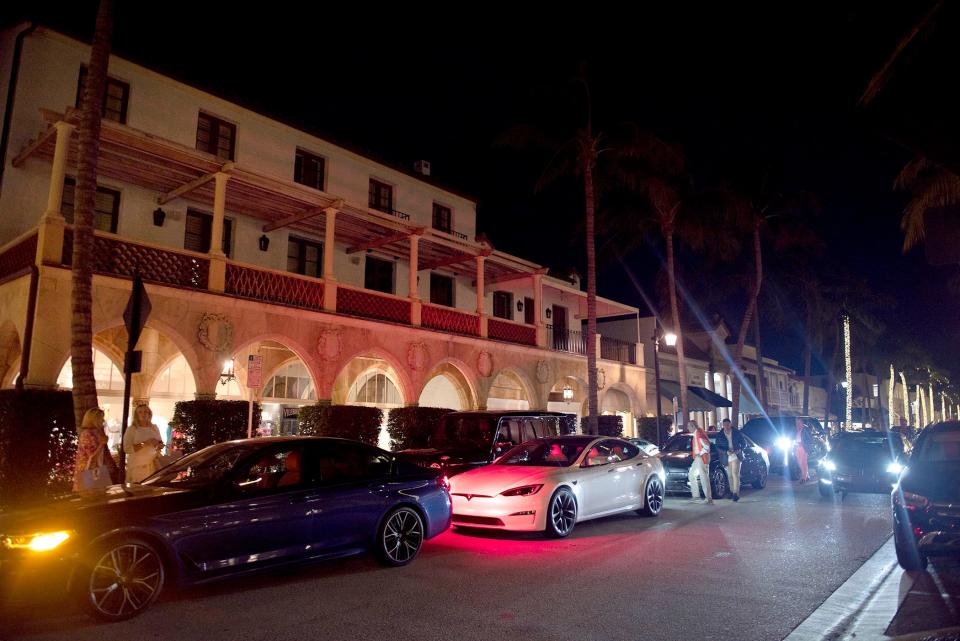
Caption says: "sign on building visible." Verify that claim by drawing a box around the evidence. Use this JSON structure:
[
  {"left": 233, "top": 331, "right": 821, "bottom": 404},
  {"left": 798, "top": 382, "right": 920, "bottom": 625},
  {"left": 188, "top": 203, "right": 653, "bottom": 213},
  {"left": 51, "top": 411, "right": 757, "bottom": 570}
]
[{"left": 247, "top": 355, "right": 263, "bottom": 389}]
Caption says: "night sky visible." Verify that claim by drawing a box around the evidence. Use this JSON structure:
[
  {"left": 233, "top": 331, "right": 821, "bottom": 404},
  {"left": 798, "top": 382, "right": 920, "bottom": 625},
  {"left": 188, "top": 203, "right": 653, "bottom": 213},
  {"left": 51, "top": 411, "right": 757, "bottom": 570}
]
[{"left": 4, "top": 2, "right": 957, "bottom": 376}]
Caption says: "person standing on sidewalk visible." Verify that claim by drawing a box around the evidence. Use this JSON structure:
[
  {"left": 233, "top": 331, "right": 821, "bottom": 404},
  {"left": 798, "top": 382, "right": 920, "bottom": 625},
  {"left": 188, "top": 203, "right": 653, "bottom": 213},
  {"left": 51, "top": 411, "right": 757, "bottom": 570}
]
[
  {"left": 687, "top": 420, "right": 713, "bottom": 504},
  {"left": 716, "top": 418, "right": 746, "bottom": 501},
  {"left": 795, "top": 417, "right": 811, "bottom": 483}
]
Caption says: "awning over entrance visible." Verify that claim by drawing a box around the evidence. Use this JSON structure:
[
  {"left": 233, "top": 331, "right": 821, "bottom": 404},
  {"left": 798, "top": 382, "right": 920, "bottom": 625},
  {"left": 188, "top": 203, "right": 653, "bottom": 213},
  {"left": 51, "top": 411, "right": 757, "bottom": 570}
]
[
  {"left": 736, "top": 390, "right": 764, "bottom": 415},
  {"left": 689, "top": 386, "right": 733, "bottom": 409},
  {"left": 657, "top": 380, "right": 717, "bottom": 412}
]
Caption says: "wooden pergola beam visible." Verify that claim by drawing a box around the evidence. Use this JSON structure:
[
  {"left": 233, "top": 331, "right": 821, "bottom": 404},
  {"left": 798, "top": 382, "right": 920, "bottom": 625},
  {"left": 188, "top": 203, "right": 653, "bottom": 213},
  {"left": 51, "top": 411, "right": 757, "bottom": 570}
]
[
  {"left": 346, "top": 228, "right": 423, "bottom": 255},
  {"left": 12, "top": 125, "right": 58, "bottom": 168},
  {"left": 483, "top": 266, "right": 548, "bottom": 287},
  {"left": 262, "top": 198, "right": 343, "bottom": 233},
  {"left": 157, "top": 163, "right": 231, "bottom": 205},
  {"left": 420, "top": 250, "right": 485, "bottom": 272}
]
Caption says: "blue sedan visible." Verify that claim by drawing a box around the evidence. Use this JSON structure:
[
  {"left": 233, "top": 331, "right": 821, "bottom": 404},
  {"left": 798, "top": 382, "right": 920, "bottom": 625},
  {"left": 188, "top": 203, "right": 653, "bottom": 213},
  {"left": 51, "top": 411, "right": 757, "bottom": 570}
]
[{"left": 0, "top": 437, "right": 451, "bottom": 621}]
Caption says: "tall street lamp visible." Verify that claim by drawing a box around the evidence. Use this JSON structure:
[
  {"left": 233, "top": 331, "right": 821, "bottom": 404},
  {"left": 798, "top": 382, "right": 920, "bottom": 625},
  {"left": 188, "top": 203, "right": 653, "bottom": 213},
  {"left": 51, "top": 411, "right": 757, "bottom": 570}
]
[{"left": 652, "top": 322, "right": 678, "bottom": 446}]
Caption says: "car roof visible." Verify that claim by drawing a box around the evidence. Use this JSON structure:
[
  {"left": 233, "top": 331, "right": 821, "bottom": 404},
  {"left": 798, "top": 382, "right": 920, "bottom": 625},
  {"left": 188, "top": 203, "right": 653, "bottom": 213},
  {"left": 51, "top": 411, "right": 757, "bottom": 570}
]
[{"left": 923, "top": 421, "right": 960, "bottom": 433}]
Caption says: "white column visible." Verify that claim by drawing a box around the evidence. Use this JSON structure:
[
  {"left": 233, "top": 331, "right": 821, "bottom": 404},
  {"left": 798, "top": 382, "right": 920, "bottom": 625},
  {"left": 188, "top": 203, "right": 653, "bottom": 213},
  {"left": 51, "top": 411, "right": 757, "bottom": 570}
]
[
  {"left": 44, "top": 122, "right": 76, "bottom": 220},
  {"left": 533, "top": 273, "right": 545, "bottom": 347},
  {"left": 408, "top": 233, "right": 420, "bottom": 298},
  {"left": 475, "top": 255, "right": 486, "bottom": 313},
  {"left": 210, "top": 172, "right": 230, "bottom": 257},
  {"left": 323, "top": 208, "right": 337, "bottom": 281}
]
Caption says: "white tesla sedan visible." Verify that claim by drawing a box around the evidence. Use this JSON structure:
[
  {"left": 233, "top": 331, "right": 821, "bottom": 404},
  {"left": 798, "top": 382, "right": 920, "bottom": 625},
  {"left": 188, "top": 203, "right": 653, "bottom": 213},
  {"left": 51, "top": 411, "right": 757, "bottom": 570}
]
[{"left": 448, "top": 435, "right": 666, "bottom": 537}]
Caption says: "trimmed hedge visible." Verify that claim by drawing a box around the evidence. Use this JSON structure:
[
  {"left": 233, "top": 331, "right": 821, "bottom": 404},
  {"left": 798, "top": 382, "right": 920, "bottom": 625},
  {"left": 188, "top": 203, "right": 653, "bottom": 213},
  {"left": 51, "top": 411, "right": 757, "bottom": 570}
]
[
  {"left": 637, "top": 416, "right": 673, "bottom": 445},
  {"left": 298, "top": 404, "right": 382, "bottom": 445},
  {"left": 559, "top": 414, "right": 577, "bottom": 435},
  {"left": 172, "top": 400, "right": 261, "bottom": 454},
  {"left": 386, "top": 407, "right": 454, "bottom": 450},
  {"left": 0, "top": 390, "right": 76, "bottom": 508},
  {"left": 597, "top": 415, "right": 624, "bottom": 437}
]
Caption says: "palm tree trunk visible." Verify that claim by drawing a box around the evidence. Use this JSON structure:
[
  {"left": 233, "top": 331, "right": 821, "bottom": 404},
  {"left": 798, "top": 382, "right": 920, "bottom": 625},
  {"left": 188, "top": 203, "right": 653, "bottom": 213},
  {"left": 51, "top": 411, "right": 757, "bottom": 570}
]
[
  {"left": 730, "top": 220, "right": 762, "bottom": 424},
  {"left": 754, "top": 313, "right": 768, "bottom": 411},
  {"left": 825, "top": 324, "right": 839, "bottom": 428},
  {"left": 71, "top": 0, "right": 113, "bottom": 428},
  {"left": 802, "top": 305, "right": 814, "bottom": 416},
  {"left": 583, "top": 153, "right": 599, "bottom": 435},
  {"left": 665, "top": 228, "right": 688, "bottom": 427}
]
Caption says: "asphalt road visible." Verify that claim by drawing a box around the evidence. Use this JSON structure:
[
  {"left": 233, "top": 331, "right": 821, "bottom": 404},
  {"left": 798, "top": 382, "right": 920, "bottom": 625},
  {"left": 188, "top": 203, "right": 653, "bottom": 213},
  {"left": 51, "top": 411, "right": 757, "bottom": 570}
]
[{"left": 1, "top": 476, "right": 893, "bottom": 641}]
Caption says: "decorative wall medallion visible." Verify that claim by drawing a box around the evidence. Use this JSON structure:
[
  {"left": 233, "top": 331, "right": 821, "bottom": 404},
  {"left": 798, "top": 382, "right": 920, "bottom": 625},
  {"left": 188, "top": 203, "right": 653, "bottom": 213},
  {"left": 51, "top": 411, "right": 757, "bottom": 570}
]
[
  {"left": 317, "top": 327, "right": 341, "bottom": 362},
  {"left": 477, "top": 351, "right": 493, "bottom": 378},
  {"left": 596, "top": 368, "right": 606, "bottom": 390},
  {"left": 407, "top": 341, "right": 428, "bottom": 371},
  {"left": 197, "top": 313, "right": 233, "bottom": 353},
  {"left": 536, "top": 360, "right": 551, "bottom": 384}
]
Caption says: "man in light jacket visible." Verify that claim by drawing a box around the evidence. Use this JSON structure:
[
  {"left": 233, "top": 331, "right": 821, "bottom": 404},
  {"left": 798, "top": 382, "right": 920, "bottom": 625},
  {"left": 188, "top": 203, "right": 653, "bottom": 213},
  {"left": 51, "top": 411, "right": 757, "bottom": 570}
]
[
  {"left": 716, "top": 418, "right": 747, "bottom": 501},
  {"left": 687, "top": 420, "right": 713, "bottom": 504}
]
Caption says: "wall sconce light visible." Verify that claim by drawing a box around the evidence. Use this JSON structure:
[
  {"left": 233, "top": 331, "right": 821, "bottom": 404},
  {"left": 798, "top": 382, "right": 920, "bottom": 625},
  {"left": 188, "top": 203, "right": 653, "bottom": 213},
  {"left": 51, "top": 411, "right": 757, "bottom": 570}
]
[
  {"left": 562, "top": 385, "right": 574, "bottom": 401},
  {"left": 516, "top": 300, "right": 524, "bottom": 312},
  {"left": 258, "top": 234, "right": 270, "bottom": 251},
  {"left": 664, "top": 332, "right": 678, "bottom": 347},
  {"left": 545, "top": 308, "right": 552, "bottom": 320},
  {"left": 153, "top": 207, "right": 166, "bottom": 227},
  {"left": 219, "top": 358, "right": 236, "bottom": 386}
]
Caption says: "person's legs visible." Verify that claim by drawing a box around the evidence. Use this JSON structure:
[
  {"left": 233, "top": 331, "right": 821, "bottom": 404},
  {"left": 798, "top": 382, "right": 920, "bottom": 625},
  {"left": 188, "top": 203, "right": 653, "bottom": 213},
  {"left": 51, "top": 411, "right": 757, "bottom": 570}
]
[
  {"left": 796, "top": 447, "right": 809, "bottom": 482},
  {"left": 688, "top": 462, "right": 701, "bottom": 499},
  {"left": 728, "top": 458, "right": 741, "bottom": 498},
  {"left": 701, "top": 460, "right": 712, "bottom": 502}
]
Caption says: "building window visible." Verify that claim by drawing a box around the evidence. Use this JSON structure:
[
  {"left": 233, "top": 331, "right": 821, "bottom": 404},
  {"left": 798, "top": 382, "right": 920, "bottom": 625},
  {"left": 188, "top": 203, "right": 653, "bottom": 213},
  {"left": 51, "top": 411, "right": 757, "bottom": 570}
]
[
  {"left": 368, "top": 179, "right": 393, "bottom": 213},
  {"left": 430, "top": 273, "right": 454, "bottom": 307},
  {"left": 365, "top": 256, "right": 394, "bottom": 294},
  {"left": 60, "top": 177, "right": 119, "bottom": 233},
  {"left": 287, "top": 237, "right": 323, "bottom": 277},
  {"left": 294, "top": 149, "right": 325, "bottom": 191},
  {"left": 196, "top": 112, "right": 237, "bottom": 161},
  {"left": 184, "top": 209, "right": 232, "bottom": 257},
  {"left": 493, "top": 291, "right": 513, "bottom": 320},
  {"left": 263, "top": 361, "right": 316, "bottom": 401},
  {"left": 76, "top": 67, "right": 130, "bottom": 124},
  {"left": 524, "top": 297, "right": 534, "bottom": 324},
  {"left": 432, "top": 203, "right": 452, "bottom": 233}
]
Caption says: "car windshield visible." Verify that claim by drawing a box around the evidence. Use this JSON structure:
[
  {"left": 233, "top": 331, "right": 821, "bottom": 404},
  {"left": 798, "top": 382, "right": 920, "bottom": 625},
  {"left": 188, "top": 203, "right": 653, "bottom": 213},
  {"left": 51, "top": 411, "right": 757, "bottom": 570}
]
[
  {"left": 496, "top": 437, "right": 593, "bottom": 467},
  {"left": 432, "top": 415, "right": 496, "bottom": 448},
  {"left": 142, "top": 443, "right": 259, "bottom": 488},
  {"left": 916, "top": 431, "right": 960, "bottom": 462},
  {"left": 833, "top": 433, "right": 900, "bottom": 455},
  {"left": 662, "top": 434, "right": 693, "bottom": 452}
]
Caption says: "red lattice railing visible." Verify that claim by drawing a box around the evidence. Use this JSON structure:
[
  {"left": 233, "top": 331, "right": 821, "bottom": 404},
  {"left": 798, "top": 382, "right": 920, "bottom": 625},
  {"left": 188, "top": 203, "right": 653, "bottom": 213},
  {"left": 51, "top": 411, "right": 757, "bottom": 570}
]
[
  {"left": 225, "top": 264, "right": 324, "bottom": 311},
  {"left": 62, "top": 230, "right": 208, "bottom": 290},
  {"left": 338, "top": 287, "right": 411, "bottom": 324},
  {"left": 0, "top": 232, "right": 37, "bottom": 281},
  {"left": 422, "top": 304, "right": 480, "bottom": 336},
  {"left": 488, "top": 318, "right": 537, "bottom": 346}
]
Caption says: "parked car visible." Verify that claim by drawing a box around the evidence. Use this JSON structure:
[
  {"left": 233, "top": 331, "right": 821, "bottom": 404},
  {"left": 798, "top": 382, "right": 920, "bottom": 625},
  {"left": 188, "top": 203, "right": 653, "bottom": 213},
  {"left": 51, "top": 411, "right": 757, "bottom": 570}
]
[
  {"left": 818, "top": 429, "right": 909, "bottom": 497},
  {"left": 0, "top": 437, "right": 451, "bottom": 621},
  {"left": 398, "top": 411, "right": 570, "bottom": 476},
  {"left": 658, "top": 431, "right": 769, "bottom": 498},
  {"left": 627, "top": 437, "right": 660, "bottom": 456},
  {"left": 741, "top": 416, "right": 829, "bottom": 479},
  {"left": 448, "top": 436, "right": 665, "bottom": 537},
  {"left": 892, "top": 421, "right": 960, "bottom": 570}
]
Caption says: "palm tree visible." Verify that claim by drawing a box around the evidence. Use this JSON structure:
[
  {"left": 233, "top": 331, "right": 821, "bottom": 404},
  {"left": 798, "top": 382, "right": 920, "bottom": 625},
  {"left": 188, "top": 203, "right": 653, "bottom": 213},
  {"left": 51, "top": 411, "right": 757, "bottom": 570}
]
[
  {"left": 894, "top": 156, "right": 960, "bottom": 252},
  {"left": 71, "top": 0, "right": 114, "bottom": 427}
]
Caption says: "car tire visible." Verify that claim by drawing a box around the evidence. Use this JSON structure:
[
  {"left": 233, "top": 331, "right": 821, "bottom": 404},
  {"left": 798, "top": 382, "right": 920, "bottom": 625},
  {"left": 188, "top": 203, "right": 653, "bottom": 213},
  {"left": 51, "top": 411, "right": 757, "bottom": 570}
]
[
  {"left": 544, "top": 487, "right": 577, "bottom": 538},
  {"left": 638, "top": 476, "right": 664, "bottom": 517},
  {"left": 375, "top": 506, "right": 424, "bottom": 567},
  {"left": 895, "top": 528, "right": 928, "bottom": 571},
  {"left": 752, "top": 464, "right": 768, "bottom": 489},
  {"left": 710, "top": 466, "right": 729, "bottom": 499},
  {"left": 72, "top": 537, "right": 165, "bottom": 622},
  {"left": 818, "top": 481, "right": 834, "bottom": 498}
]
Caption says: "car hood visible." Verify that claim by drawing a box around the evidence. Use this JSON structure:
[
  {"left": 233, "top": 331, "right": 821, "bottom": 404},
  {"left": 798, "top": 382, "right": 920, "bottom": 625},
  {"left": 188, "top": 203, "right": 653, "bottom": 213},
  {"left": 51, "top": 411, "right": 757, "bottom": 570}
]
[
  {"left": 899, "top": 463, "right": 960, "bottom": 502},
  {"left": 831, "top": 448, "right": 896, "bottom": 470},
  {"left": 448, "top": 465, "right": 560, "bottom": 496},
  {"left": 0, "top": 484, "right": 195, "bottom": 535},
  {"left": 658, "top": 451, "right": 694, "bottom": 470}
]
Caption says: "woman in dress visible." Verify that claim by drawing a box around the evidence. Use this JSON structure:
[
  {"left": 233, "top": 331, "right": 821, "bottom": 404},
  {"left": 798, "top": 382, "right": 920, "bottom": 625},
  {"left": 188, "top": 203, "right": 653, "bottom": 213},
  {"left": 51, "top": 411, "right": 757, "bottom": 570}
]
[
  {"left": 795, "top": 417, "right": 810, "bottom": 483},
  {"left": 73, "top": 407, "right": 119, "bottom": 491},
  {"left": 123, "top": 404, "right": 164, "bottom": 482}
]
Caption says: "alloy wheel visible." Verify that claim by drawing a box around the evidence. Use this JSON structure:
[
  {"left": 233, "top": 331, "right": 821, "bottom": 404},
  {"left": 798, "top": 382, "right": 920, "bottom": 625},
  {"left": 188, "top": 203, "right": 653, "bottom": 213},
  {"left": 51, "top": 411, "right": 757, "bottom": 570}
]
[
  {"left": 551, "top": 491, "right": 577, "bottom": 535},
  {"left": 644, "top": 477, "right": 664, "bottom": 516},
  {"left": 382, "top": 508, "right": 424, "bottom": 565},
  {"left": 85, "top": 541, "right": 163, "bottom": 620}
]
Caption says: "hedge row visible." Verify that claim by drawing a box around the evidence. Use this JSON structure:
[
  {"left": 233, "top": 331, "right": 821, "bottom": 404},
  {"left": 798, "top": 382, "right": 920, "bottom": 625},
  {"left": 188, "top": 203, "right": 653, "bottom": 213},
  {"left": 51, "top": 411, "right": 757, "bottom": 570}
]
[
  {"left": 298, "top": 404, "right": 382, "bottom": 445},
  {"left": 0, "top": 390, "right": 76, "bottom": 508},
  {"left": 172, "top": 400, "right": 261, "bottom": 454},
  {"left": 386, "top": 407, "right": 454, "bottom": 450}
]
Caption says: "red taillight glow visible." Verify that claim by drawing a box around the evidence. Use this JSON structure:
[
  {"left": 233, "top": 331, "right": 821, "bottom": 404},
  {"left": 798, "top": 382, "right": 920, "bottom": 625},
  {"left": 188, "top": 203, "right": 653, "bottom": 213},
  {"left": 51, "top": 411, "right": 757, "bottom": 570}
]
[
  {"left": 501, "top": 484, "right": 543, "bottom": 497},
  {"left": 438, "top": 475, "right": 451, "bottom": 492},
  {"left": 913, "top": 527, "right": 924, "bottom": 538}
]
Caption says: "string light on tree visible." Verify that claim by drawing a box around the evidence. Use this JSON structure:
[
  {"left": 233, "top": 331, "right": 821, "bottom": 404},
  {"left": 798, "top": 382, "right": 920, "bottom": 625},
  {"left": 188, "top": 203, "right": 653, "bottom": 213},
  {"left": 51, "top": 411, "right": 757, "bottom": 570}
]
[
  {"left": 899, "top": 371, "right": 910, "bottom": 427},
  {"left": 843, "top": 313, "right": 852, "bottom": 429},
  {"left": 888, "top": 364, "right": 895, "bottom": 429}
]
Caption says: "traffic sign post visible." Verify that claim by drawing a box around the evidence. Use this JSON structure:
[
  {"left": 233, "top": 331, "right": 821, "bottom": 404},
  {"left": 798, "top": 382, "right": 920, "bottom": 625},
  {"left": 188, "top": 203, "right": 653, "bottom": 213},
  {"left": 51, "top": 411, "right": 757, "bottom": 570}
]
[{"left": 119, "top": 275, "right": 151, "bottom": 481}]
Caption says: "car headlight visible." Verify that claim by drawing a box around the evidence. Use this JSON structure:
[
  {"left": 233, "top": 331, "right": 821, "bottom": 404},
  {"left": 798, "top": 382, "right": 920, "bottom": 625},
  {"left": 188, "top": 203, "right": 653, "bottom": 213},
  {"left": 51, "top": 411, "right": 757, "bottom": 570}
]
[
  {"left": 2, "top": 530, "right": 72, "bottom": 552},
  {"left": 893, "top": 490, "right": 930, "bottom": 512},
  {"left": 887, "top": 462, "right": 904, "bottom": 475},
  {"left": 501, "top": 485, "right": 543, "bottom": 497},
  {"left": 822, "top": 460, "right": 836, "bottom": 472},
  {"left": 776, "top": 437, "right": 793, "bottom": 451}
]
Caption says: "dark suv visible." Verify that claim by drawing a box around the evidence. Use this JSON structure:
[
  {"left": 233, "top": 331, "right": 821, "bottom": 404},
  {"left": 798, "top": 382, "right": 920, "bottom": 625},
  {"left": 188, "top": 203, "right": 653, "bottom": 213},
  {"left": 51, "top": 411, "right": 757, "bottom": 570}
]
[
  {"left": 741, "top": 416, "right": 829, "bottom": 479},
  {"left": 397, "top": 411, "right": 573, "bottom": 476}
]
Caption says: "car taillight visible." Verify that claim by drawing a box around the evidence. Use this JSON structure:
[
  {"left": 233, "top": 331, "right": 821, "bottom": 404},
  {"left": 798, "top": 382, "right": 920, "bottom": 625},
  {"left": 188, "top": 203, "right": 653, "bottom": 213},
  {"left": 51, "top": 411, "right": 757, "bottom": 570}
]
[{"left": 438, "top": 475, "right": 451, "bottom": 493}]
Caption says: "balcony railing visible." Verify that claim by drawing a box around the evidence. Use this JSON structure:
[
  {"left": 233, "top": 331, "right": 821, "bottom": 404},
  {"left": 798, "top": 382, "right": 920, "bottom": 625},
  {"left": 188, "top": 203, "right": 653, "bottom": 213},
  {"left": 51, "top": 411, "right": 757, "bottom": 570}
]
[
  {"left": 62, "top": 230, "right": 209, "bottom": 290},
  {"left": 548, "top": 324, "right": 586, "bottom": 355},
  {"left": 600, "top": 337, "right": 637, "bottom": 365},
  {"left": 337, "top": 285, "right": 411, "bottom": 325},
  {"left": 488, "top": 317, "right": 537, "bottom": 346},
  {"left": 422, "top": 303, "right": 480, "bottom": 336},
  {"left": 226, "top": 263, "right": 323, "bottom": 312},
  {"left": 0, "top": 232, "right": 37, "bottom": 281}
]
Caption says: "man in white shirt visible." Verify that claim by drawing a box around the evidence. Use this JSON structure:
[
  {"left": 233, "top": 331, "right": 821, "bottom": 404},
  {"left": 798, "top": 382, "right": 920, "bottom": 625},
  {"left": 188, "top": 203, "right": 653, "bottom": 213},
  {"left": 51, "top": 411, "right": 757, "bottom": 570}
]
[{"left": 687, "top": 420, "right": 713, "bottom": 504}]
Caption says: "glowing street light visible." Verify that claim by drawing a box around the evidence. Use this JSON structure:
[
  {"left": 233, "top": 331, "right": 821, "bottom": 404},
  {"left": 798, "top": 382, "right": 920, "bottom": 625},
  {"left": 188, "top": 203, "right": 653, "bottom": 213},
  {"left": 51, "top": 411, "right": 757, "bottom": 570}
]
[
  {"left": 664, "top": 332, "right": 678, "bottom": 347},
  {"left": 562, "top": 385, "right": 574, "bottom": 401},
  {"left": 219, "top": 358, "right": 236, "bottom": 386}
]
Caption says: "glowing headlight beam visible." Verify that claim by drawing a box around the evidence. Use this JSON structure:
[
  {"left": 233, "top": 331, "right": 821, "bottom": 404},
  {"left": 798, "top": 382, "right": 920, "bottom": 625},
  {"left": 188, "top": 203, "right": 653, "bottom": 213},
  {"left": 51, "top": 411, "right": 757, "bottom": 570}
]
[{"left": 3, "top": 530, "right": 72, "bottom": 552}]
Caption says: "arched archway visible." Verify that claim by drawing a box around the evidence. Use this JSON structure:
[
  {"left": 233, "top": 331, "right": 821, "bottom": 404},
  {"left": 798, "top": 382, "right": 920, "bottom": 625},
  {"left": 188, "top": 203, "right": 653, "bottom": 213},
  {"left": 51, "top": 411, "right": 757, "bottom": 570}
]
[
  {"left": 418, "top": 359, "right": 477, "bottom": 410},
  {"left": 0, "top": 321, "right": 21, "bottom": 389},
  {"left": 485, "top": 367, "right": 536, "bottom": 411},
  {"left": 333, "top": 352, "right": 409, "bottom": 450},
  {"left": 548, "top": 375, "right": 587, "bottom": 426},
  {"left": 602, "top": 385, "right": 636, "bottom": 437}
]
